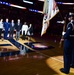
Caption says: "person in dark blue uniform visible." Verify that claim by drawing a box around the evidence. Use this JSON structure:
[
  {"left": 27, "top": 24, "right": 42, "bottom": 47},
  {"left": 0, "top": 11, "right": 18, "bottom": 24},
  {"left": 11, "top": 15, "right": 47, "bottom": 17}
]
[
  {"left": 60, "top": 13, "right": 74, "bottom": 74},
  {"left": 3, "top": 18, "right": 10, "bottom": 39},
  {"left": 70, "top": 18, "right": 74, "bottom": 68}
]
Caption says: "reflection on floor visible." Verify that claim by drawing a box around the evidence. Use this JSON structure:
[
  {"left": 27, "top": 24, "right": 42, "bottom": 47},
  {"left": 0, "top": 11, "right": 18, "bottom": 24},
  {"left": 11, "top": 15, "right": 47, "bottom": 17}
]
[{"left": 0, "top": 37, "right": 51, "bottom": 57}]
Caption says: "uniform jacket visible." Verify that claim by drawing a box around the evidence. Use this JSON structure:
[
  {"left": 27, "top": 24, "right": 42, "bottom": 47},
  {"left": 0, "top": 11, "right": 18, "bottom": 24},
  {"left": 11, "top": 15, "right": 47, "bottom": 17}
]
[{"left": 3, "top": 22, "right": 10, "bottom": 31}]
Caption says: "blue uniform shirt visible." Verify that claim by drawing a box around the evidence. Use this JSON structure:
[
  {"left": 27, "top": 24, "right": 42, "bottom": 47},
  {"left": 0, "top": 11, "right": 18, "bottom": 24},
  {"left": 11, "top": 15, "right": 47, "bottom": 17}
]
[
  {"left": 4, "top": 22, "right": 10, "bottom": 31},
  {"left": 64, "top": 21, "right": 74, "bottom": 39}
]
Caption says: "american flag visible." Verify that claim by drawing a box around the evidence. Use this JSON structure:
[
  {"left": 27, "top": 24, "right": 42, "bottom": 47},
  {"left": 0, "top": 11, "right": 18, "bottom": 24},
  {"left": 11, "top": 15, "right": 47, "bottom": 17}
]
[{"left": 41, "top": 0, "right": 59, "bottom": 36}]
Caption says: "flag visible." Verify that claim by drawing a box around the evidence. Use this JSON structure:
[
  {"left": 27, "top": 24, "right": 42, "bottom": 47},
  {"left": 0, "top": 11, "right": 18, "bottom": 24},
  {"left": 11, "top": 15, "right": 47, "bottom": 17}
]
[{"left": 41, "top": 0, "right": 59, "bottom": 36}]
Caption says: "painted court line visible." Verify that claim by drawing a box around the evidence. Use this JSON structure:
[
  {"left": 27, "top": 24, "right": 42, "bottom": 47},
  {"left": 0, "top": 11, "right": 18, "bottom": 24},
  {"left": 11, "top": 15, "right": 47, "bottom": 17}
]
[{"left": 33, "top": 50, "right": 63, "bottom": 63}]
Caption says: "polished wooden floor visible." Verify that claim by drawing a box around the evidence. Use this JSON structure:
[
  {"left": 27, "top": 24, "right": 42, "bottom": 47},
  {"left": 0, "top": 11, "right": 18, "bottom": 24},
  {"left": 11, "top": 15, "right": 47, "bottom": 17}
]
[{"left": 0, "top": 34, "right": 74, "bottom": 75}]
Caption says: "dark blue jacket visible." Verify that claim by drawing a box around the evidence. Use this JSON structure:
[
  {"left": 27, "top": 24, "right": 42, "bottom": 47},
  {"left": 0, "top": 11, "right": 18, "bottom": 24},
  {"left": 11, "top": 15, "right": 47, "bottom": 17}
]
[
  {"left": 64, "top": 21, "right": 74, "bottom": 48},
  {"left": 64, "top": 21, "right": 74, "bottom": 39},
  {"left": 15, "top": 23, "right": 22, "bottom": 31},
  {"left": 10, "top": 23, "right": 15, "bottom": 31},
  {"left": 3, "top": 22, "right": 10, "bottom": 31}
]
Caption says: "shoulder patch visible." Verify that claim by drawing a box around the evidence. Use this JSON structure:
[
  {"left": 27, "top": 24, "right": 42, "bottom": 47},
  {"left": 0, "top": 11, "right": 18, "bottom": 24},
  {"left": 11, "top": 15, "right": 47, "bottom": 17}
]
[{"left": 68, "top": 27, "right": 71, "bottom": 30}]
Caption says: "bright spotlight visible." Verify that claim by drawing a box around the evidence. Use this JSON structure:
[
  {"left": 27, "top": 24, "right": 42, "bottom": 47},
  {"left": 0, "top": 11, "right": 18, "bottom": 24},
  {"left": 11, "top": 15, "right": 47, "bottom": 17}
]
[{"left": 23, "top": 0, "right": 33, "bottom": 4}]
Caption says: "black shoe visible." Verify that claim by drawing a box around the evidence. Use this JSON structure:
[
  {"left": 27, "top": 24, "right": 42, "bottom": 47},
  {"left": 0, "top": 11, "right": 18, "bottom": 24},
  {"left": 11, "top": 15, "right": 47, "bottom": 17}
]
[
  {"left": 70, "top": 64, "right": 74, "bottom": 68},
  {"left": 60, "top": 68, "right": 69, "bottom": 74}
]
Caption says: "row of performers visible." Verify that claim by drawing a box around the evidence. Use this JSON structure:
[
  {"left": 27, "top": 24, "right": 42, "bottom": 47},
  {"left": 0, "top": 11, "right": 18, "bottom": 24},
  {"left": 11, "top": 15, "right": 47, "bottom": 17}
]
[{"left": 0, "top": 18, "right": 33, "bottom": 40}]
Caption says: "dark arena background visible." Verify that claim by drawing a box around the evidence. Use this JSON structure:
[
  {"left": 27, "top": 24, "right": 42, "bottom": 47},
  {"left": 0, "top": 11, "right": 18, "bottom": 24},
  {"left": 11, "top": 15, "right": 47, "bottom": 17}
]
[{"left": 0, "top": 0, "right": 74, "bottom": 75}]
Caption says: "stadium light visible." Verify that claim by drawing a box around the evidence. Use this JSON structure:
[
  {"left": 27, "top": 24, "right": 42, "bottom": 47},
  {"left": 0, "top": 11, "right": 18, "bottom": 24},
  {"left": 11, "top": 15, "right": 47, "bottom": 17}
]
[
  {"left": 38, "top": 0, "right": 44, "bottom": 2},
  {"left": 23, "top": 0, "right": 33, "bottom": 4}
]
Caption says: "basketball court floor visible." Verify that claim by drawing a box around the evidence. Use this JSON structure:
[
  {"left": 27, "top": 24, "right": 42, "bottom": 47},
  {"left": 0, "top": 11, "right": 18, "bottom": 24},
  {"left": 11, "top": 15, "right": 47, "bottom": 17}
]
[{"left": 0, "top": 35, "right": 74, "bottom": 75}]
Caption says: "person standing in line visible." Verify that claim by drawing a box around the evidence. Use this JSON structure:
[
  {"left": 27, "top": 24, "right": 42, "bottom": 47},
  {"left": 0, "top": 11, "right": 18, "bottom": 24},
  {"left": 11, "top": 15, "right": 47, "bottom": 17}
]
[
  {"left": 3, "top": 18, "right": 10, "bottom": 39},
  {"left": 0, "top": 18, "right": 3, "bottom": 39},
  {"left": 27, "top": 23, "right": 33, "bottom": 41},
  {"left": 28, "top": 24, "right": 33, "bottom": 35},
  {"left": 60, "top": 13, "right": 74, "bottom": 74},
  {"left": 21, "top": 22, "right": 28, "bottom": 39},
  {"left": 22, "top": 22, "right": 28, "bottom": 35},
  {"left": 9, "top": 19, "right": 15, "bottom": 39},
  {"left": 15, "top": 19, "right": 22, "bottom": 40}
]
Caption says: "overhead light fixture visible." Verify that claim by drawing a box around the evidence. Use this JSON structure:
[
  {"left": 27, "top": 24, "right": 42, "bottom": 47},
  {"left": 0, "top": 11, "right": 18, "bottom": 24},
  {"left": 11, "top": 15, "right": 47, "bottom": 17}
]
[
  {"left": 57, "top": 20, "right": 65, "bottom": 24},
  {"left": 11, "top": 4, "right": 26, "bottom": 9},
  {"left": 23, "top": 0, "right": 33, "bottom": 4},
  {"left": 69, "top": 12, "right": 74, "bottom": 15},
  {"left": 38, "top": 0, "right": 44, "bottom": 2}
]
